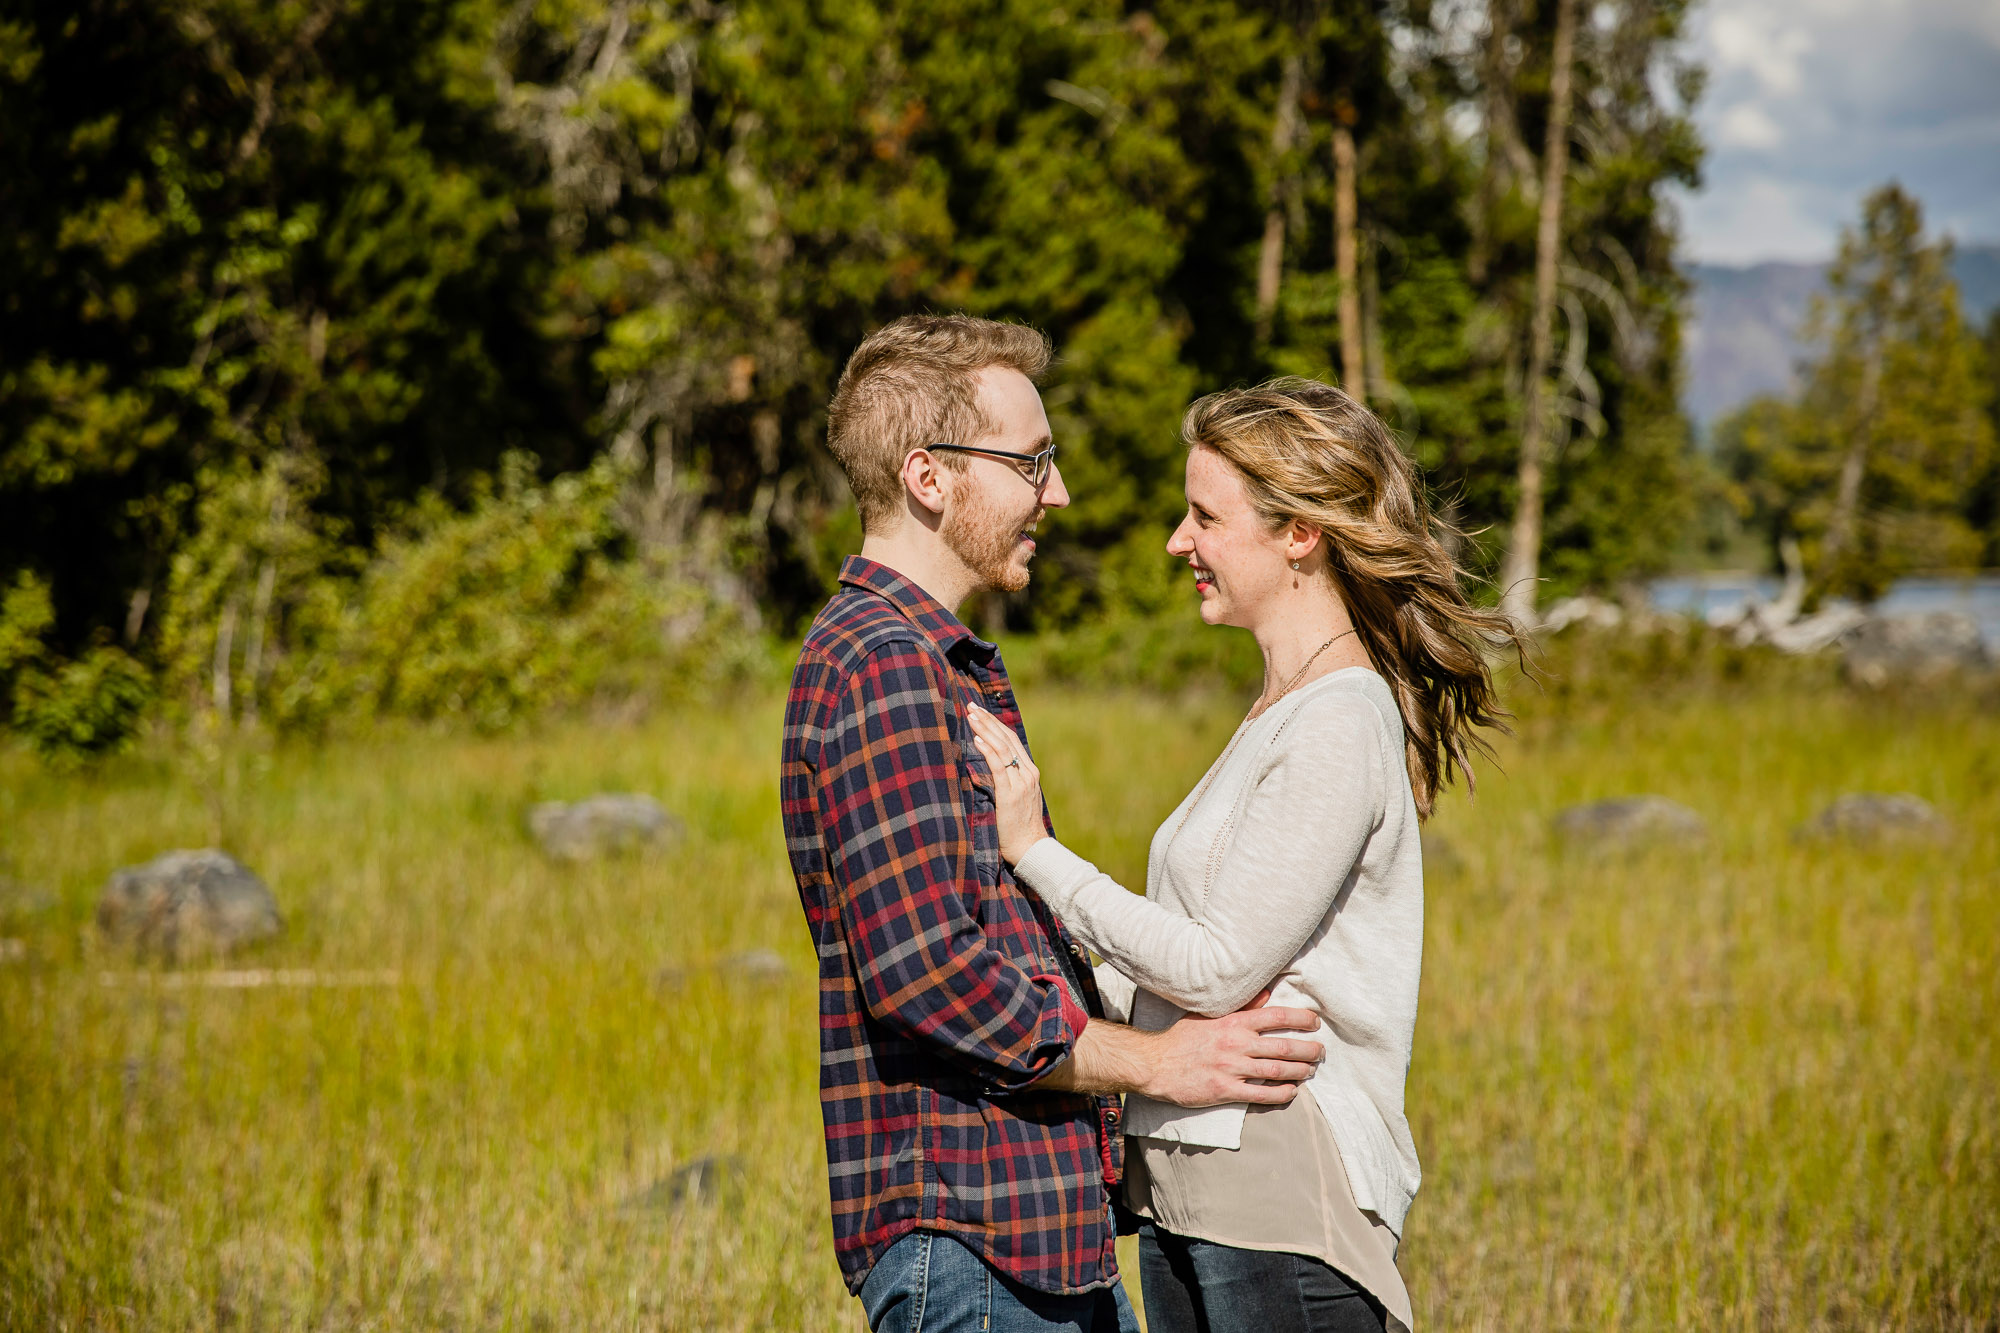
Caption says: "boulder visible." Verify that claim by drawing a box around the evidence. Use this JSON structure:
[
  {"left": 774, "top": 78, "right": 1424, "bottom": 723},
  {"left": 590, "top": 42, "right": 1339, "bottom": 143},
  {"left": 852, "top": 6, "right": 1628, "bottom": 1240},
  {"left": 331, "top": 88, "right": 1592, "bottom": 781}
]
[
  {"left": 97, "top": 850, "right": 282, "bottom": 960},
  {"left": 1841, "top": 612, "right": 1989, "bottom": 687},
  {"left": 528, "top": 794, "right": 682, "bottom": 861},
  {"left": 1797, "top": 793, "right": 1949, "bottom": 844},
  {"left": 1419, "top": 830, "right": 1465, "bottom": 875},
  {"left": 1552, "top": 797, "right": 1707, "bottom": 851},
  {"left": 619, "top": 1154, "right": 743, "bottom": 1214},
  {"left": 716, "top": 948, "right": 791, "bottom": 985}
]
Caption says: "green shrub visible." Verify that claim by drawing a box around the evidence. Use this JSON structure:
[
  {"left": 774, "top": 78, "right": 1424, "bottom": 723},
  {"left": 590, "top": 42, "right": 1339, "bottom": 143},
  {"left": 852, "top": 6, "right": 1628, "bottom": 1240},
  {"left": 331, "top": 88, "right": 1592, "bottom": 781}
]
[
  {"left": 0, "top": 570, "right": 152, "bottom": 767},
  {"left": 0, "top": 571, "right": 55, "bottom": 677},
  {"left": 142, "top": 449, "right": 771, "bottom": 740},
  {"left": 11, "top": 643, "right": 153, "bottom": 767},
  {"left": 289, "top": 454, "right": 753, "bottom": 732}
]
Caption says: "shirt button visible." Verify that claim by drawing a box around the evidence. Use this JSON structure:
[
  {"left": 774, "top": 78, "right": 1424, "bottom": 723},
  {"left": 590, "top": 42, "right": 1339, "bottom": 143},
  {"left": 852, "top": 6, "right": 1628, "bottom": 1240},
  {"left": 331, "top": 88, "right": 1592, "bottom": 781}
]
[
  {"left": 1067, "top": 941, "right": 1085, "bottom": 959},
  {"left": 1104, "top": 1107, "right": 1121, "bottom": 1126}
]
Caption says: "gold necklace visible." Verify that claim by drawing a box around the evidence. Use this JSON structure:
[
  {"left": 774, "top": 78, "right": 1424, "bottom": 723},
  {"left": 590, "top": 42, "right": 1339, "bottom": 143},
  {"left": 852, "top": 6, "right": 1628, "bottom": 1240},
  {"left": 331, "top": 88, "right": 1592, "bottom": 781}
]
[
  {"left": 1251, "top": 629, "right": 1353, "bottom": 720},
  {"left": 1169, "top": 627, "right": 1356, "bottom": 847}
]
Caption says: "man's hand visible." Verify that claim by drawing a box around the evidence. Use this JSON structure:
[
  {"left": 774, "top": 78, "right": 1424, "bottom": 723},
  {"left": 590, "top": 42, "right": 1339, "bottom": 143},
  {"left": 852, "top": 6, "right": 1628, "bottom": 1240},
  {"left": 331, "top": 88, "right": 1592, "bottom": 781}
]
[
  {"left": 1141, "top": 1001, "right": 1324, "bottom": 1107},
  {"left": 1040, "top": 990, "right": 1322, "bottom": 1107}
]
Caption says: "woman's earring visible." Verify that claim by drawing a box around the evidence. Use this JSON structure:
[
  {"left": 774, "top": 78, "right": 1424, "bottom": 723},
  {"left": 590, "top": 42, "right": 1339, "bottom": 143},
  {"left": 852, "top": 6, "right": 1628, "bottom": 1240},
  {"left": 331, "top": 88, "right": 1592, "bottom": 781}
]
[{"left": 1290, "top": 560, "right": 1301, "bottom": 571}]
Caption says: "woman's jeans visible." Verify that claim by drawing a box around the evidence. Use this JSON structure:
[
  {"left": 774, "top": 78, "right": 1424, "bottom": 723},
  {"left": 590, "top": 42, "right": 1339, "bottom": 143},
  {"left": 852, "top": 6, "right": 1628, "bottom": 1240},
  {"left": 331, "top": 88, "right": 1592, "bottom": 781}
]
[
  {"left": 860, "top": 1230, "right": 1141, "bottom": 1333},
  {"left": 1137, "top": 1222, "right": 1387, "bottom": 1333}
]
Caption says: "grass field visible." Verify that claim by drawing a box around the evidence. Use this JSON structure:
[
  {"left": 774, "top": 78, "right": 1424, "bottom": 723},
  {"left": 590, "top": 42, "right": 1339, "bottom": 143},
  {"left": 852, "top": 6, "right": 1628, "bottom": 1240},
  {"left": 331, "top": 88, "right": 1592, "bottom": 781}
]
[{"left": 1, "top": 672, "right": 1995, "bottom": 1330}]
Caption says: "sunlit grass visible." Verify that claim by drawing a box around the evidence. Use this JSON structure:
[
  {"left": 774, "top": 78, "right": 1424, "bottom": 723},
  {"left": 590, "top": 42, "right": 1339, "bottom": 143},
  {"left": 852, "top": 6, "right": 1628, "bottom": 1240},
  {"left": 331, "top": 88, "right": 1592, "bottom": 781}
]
[{"left": 1, "top": 677, "right": 1994, "bottom": 1329}]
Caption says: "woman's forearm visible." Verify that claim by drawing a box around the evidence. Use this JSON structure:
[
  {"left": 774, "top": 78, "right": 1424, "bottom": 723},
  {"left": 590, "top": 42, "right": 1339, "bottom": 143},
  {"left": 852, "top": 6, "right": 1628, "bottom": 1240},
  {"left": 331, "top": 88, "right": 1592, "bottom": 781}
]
[
  {"left": 1015, "top": 701, "right": 1385, "bottom": 1017},
  {"left": 1016, "top": 839, "right": 1288, "bottom": 1016}
]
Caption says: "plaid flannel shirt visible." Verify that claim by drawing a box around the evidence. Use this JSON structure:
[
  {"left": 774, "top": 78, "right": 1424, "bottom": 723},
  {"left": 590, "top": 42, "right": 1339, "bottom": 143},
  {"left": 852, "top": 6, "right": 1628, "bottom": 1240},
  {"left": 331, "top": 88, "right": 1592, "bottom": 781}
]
[{"left": 781, "top": 556, "right": 1125, "bottom": 1297}]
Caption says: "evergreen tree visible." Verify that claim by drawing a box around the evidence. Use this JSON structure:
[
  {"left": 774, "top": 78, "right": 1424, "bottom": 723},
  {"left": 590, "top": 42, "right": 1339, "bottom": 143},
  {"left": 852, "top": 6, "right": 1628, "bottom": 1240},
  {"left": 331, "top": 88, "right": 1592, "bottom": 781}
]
[
  {"left": 0, "top": 0, "right": 1711, "bottom": 747},
  {"left": 1717, "top": 186, "right": 1995, "bottom": 603}
]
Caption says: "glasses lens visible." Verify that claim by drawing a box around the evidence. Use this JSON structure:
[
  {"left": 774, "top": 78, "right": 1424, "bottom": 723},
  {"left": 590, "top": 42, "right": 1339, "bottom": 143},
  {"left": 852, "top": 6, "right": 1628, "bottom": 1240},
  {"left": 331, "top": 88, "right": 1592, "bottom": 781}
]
[{"left": 1033, "top": 447, "right": 1054, "bottom": 488}]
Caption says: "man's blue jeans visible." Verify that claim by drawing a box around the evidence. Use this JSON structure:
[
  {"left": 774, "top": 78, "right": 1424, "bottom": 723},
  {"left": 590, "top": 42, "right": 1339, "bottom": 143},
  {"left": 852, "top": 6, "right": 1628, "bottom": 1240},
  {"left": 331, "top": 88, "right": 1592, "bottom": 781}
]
[{"left": 859, "top": 1230, "right": 1141, "bottom": 1333}]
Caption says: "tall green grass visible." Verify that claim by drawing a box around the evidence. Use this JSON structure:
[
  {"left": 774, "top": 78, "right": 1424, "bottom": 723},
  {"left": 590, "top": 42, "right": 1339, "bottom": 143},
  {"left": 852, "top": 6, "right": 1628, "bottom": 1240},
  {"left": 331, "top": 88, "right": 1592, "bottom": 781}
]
[{"left": 1, "top": 676, "right": 1994, "bottom": 1329}]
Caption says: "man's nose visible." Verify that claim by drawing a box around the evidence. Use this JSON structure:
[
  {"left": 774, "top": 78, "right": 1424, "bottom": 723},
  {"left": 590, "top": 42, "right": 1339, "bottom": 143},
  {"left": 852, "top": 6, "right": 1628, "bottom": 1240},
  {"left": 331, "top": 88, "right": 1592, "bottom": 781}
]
[{"left": 1039, "top": 461, "right": 1071, "bottom": 510}]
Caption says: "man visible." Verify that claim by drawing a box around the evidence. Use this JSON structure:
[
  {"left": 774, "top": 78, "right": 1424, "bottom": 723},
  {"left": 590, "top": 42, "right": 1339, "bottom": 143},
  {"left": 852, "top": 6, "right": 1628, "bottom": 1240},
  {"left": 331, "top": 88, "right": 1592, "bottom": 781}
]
[{"left": 780, "top": 314, "right": 1324, "bottom": 1332}]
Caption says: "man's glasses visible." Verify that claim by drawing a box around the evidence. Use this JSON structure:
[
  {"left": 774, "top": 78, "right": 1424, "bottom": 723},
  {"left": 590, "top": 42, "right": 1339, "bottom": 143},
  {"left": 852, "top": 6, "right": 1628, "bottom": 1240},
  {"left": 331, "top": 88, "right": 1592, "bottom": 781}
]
[{"left": 926, "top": 442, "right": 1058, "bottom": 490}]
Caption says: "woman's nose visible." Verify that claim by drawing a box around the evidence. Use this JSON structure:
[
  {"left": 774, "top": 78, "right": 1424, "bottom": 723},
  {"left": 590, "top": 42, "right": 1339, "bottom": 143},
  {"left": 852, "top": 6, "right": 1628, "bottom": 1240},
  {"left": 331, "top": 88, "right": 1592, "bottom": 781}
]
[{"left": 1166, "top": 519, "right": 1193, "bottom": 555}]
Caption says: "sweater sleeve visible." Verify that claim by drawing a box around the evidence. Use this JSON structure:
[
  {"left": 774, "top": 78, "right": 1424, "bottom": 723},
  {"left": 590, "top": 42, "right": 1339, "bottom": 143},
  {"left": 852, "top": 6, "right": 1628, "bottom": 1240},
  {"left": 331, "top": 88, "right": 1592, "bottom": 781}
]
[{"left": 1013, "top": 693, "right": 1388, "bottom": 1018}]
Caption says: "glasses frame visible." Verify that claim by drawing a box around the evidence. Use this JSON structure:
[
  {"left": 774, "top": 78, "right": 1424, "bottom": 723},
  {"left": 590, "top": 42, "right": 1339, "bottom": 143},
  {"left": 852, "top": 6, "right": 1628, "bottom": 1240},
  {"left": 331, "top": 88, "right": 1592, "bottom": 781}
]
[{"left": 924, "top": 441, "right": 1058, "bottom": 490}]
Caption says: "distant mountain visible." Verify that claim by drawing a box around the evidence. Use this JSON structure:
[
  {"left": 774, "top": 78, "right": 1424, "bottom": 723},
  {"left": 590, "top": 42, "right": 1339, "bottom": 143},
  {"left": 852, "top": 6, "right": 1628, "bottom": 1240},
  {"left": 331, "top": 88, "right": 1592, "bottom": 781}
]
[{"left": 1683, "top": 243, "right": 2000, "bottom": 428}]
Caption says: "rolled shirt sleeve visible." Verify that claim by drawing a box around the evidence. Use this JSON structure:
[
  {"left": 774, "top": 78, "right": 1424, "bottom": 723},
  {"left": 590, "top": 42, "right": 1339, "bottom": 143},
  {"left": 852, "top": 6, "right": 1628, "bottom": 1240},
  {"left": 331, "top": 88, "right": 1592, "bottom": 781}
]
[{"left": 815, "top": 640, "right": 1087, "bottom": 1091}]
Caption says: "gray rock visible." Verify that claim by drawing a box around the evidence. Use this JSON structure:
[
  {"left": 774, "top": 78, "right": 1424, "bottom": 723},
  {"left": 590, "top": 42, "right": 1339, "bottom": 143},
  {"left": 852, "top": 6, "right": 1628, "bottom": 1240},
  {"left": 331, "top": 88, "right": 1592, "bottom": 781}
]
[
  {"left": 1419, "top": 831, "right": 1464, "bottom": 875},
  {"left": 528, "top": 794, "right": 682, "bottom": 861},
  {"left": 716, "top": 948, "right": 791, "bottom": 984},
  {"left": 1552, "top": 797, "right": 1707, "bottom": 850},
  {"left": 1797, "top": 793, "right": 1949, "bottom": 844},
  {"left": 97, "top": 850, "right": 282, "bottom": 960},
  {"left": 620, "top": 1154, "right": 743, "bottom": 1214},
  {"left": 1841, "top": 612, "right": 1989, "bottom": 687}
]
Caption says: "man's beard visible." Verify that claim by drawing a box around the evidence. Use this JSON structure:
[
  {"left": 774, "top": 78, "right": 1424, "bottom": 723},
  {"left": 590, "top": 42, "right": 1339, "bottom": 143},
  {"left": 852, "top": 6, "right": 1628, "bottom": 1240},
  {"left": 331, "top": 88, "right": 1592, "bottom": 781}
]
[{"left": 942, "top": 487, "right": 1040, "bottom": 594}]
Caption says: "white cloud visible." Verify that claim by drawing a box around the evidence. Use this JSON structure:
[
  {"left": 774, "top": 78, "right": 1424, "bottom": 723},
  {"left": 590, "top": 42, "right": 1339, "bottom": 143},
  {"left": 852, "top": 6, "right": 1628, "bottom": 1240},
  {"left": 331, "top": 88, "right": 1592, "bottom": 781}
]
[
  {"left": 1715, "top": 102, "right": 1785, "bottom": 149},
  {"left": 1706, "top": 9, "right": 1811, "bottom": 95},
  {"left": 1679, "top": 0, "right": 2000, "bottom": 262},
  {"left": 1678, "top": 176, "right": 1839, "bottom": 264}
]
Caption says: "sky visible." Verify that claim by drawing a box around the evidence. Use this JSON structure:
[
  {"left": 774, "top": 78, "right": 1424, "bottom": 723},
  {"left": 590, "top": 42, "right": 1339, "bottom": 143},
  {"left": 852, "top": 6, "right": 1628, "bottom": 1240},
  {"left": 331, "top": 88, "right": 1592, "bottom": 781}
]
[{"left": 1673, "top": 0, "right": 2000, "bottom": 264}]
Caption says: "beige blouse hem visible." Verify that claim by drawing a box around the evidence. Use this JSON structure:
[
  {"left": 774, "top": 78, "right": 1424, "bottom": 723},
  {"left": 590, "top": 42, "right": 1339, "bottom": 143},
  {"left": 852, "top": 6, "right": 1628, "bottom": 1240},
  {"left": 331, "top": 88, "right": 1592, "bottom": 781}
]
[{"left": 1122, "top": 1088, "right": 1414, "bottom": 1333}]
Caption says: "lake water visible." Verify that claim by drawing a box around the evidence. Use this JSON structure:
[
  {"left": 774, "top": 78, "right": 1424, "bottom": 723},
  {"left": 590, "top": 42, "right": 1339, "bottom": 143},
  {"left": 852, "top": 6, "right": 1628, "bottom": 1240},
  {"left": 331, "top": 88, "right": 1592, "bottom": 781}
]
[{"left": 1646, "top": 573, "right": 2000, "bottom": 650}]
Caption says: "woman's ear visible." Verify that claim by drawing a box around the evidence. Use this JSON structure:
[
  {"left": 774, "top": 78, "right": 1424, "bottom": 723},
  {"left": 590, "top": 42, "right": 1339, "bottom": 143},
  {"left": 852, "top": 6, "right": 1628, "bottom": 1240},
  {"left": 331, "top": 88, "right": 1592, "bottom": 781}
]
[{"left": 1286, "top": 521, "right": 1324, "bottom": 565}]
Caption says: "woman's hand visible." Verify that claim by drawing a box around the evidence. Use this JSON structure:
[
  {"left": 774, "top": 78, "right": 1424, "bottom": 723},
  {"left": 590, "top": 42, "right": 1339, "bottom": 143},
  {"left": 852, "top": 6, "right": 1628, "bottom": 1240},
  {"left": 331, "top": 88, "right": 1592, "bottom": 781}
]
[{"left": 965, "top": 704, "right": 1050, "bottom": 866}]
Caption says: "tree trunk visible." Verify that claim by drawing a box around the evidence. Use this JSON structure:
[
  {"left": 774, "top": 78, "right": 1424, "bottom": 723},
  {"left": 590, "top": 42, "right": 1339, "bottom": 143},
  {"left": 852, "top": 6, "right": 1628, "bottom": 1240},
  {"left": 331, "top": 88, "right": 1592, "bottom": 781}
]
[
  {"left": 1361, "top": 227, "right": 1391, "bottom": 407},
  {"left": 240, "top": 484, "right": 288, "bottom": 727},
  {"left": 212, "top": 597, "right": 239, "bottom": 719},
  {"left": 1818, "top": 337, "right": 1882, "bottom": 592},
  {"left": 241, "top": 559, "right": 277, "bottom": 726},
  {"left": 1498, "top": 0, "right": 1580, "bottom": 626},
  {"left": 1470, "top": 0, "right": 1533, "bottom": 287},
  {"left": 1254, "top": 53, "right": 1305, "bottom": 341},
  {"left": 1332, "top": 122, "right": 1364, "bottom": 399},
  {"left": 123, "top": 587, "right": 152, "bottom": 645},
  {"left": 1255, "top": 211, "right": 1287, "bottom": 341}
]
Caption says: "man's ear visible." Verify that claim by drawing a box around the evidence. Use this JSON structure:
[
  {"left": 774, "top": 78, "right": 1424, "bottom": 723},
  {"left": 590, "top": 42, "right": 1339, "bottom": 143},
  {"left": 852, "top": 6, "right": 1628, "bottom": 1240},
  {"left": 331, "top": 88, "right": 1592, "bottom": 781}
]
[{"left": 901, "top": 448, "right": 952, "bottom": 518}]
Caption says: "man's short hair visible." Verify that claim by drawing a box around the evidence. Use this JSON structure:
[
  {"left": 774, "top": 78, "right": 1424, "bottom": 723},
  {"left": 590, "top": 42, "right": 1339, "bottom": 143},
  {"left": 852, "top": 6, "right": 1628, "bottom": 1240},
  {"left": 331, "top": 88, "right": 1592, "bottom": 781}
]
[{"left": 825, "top": 314, "right": 1052, "bottom": 532}]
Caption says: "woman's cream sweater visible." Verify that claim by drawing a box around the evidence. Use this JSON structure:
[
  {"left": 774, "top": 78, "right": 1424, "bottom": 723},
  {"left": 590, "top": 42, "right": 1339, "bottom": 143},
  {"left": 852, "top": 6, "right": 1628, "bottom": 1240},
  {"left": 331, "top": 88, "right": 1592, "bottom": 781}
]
[{"left": 1014, "top": 667, "right": 1424, "bottom": 1234}]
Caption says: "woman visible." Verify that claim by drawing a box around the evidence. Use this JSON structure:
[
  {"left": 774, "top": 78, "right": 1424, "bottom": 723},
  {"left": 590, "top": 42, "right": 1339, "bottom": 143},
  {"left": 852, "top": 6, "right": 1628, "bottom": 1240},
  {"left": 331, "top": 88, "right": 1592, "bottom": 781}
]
[{"left": 966, "top": 379, "right": 1521, "bottom": 1333}]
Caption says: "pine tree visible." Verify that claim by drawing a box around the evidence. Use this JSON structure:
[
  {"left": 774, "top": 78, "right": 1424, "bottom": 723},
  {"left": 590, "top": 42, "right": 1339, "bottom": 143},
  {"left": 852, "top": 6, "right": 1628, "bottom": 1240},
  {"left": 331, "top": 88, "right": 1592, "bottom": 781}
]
[{"left": 1791, "top": 186, "right": 1993, "bottom": 602}]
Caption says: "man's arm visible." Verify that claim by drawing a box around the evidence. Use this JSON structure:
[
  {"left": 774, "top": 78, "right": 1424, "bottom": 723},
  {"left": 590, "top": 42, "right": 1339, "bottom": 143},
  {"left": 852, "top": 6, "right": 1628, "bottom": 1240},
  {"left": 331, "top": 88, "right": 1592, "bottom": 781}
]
[{"left": 1039, "top": 989, "right": 1324, "bottom": 1107}]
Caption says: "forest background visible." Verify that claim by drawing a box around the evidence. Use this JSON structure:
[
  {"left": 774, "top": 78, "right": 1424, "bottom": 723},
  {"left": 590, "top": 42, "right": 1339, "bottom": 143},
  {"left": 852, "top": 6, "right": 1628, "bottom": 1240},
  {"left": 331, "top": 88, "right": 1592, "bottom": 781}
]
[
  {"left": 1, "top": 0, "right": 1996, "bottom": 756},
  {"left": 4, "top": 5, "right": 1998, "bottom": 1329}
]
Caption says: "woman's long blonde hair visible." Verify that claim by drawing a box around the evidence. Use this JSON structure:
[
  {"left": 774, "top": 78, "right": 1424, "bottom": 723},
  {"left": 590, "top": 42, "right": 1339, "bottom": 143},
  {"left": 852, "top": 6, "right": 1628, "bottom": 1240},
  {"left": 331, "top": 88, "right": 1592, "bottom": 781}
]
[{"left": 1182, "top": 377, "right": 1525, "bottom": 819}]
